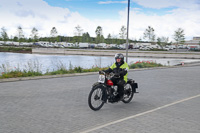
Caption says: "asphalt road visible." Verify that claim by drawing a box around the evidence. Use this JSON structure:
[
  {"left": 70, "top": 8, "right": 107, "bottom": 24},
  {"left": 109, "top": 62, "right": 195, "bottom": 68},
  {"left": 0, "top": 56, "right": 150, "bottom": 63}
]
[{"left": 0, "top": 66, "right": 200, "bottom": 133}]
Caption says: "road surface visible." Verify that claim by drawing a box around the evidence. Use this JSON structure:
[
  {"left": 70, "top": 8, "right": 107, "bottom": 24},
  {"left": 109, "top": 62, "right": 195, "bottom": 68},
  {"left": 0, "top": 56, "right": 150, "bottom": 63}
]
[{"left": 0, "top": 66, "right": 200, "bottom": 133}]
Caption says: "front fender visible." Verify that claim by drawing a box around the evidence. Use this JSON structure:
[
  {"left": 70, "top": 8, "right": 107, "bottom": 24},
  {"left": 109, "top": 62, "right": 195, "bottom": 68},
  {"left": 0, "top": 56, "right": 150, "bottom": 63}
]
[
  {"left": 91, "top": 82, "right": 107, "bottom": 90},
  {"left": 92, "top": 81, "right": 108, "bottom": 91},
  {"left": 92, "top": 82, "right": 101, "bottom": 88}
]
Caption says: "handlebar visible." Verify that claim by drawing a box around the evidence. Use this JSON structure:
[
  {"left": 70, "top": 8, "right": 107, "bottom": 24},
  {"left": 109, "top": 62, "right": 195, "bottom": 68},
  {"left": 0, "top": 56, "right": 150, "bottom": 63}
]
[
  {"left": 99, "top": 70, "right": 105, "bottom": 75},
  {"left": 99, "top": 71, "right": 120, "bottom": 79}
]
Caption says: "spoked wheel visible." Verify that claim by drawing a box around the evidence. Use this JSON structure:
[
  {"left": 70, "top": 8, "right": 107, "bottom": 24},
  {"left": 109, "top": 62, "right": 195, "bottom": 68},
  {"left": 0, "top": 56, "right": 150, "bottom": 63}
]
[
  {"left": 122, "top": 83, "right": 134, "bottom": 103},
  {"left": 88, "top": 85, "right": 105, "bottom": 111}
]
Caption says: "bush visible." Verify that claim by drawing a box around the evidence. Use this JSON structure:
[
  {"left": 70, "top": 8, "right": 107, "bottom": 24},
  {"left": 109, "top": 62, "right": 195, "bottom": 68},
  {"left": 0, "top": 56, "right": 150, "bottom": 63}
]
[
  {"left": 74, "top": 66, "right": 83, "bottom": 73},
  {"left": 129, "top": 61, "right": 163, "bottom": 69}
]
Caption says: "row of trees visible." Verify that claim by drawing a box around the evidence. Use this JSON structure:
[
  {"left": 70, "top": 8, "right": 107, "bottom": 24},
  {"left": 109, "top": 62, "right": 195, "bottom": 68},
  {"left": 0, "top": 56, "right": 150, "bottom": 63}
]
[
  {"left": 143, "top": 26, "right": 185, "bottom": 51},
  {"left": 0, "top": 25, "right": 130, "bottom": 45},
  {"left": 143, "top": 26, "right": 185, "bottom": 46},
  {"left": 0, "top": 25, "right": 185, "bottom": 47}
]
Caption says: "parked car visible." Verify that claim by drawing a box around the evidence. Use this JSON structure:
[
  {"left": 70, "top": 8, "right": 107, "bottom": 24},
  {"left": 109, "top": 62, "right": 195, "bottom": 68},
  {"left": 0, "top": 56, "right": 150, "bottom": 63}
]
[
  {"left": 163, "top": 47, "right": 170, "bottom": 51},
  {"left": 139, "top": 46, "right": 150, "bottom": 50}
]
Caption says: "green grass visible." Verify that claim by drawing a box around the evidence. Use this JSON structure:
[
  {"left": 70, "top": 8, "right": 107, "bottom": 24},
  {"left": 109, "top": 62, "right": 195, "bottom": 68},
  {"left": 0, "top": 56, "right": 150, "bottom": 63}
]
[
  {"left": 0, "top": 71, "right": 43, "bottom": 78},
  {"left": 44, "top": 66, "right": 108, "bottom": 76},
  {"left": 0, "top": 65, "right": 109, "bottom": 79},
  {"left": 0, "top": 46, "right": 32, "bottom": 53},
  {"left": 0, "top": 61, "right": 163, "bottom": 79}
]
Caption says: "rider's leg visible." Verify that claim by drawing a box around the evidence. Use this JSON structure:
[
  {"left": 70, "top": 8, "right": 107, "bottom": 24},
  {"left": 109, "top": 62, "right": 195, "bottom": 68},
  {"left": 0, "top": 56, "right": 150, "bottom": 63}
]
[
  {"left": 101, "top": 86, "right": 107, "bottom": 102},
  {"left": 109, "top": 78, "right": 118, "bottom": 102},
  {"left": 116, "top": 80, "right": 125, "bottom": 100}
]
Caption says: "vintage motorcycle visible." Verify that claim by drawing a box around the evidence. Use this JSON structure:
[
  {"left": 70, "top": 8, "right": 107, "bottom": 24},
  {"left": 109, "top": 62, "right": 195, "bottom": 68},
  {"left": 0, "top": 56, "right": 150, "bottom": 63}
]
[{"left": 88, "top": 71, "right": 138, "bottom": 111}]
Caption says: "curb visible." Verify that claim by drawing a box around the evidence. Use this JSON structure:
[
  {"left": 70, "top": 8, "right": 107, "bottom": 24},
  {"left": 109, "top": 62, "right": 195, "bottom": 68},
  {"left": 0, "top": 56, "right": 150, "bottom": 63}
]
[{"left": 0, "top": 72, "right": 97, "bottom": 83}]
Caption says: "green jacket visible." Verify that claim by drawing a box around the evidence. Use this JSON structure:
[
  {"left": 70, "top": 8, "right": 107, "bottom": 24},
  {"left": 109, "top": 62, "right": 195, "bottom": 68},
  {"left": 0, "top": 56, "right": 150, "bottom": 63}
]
[{"left": 110, "top": 61, "right": 129, "bottom": 82}]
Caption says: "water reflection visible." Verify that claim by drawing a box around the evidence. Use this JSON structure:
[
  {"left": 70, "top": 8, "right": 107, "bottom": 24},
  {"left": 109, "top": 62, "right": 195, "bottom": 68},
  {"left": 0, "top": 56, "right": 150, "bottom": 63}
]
[{"left": 0, "top": 52, "right": 199, "bottom": 73}]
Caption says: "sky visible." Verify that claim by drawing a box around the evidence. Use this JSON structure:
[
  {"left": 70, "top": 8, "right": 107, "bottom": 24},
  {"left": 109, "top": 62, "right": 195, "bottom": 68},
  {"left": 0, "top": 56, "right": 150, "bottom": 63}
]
[{"left": 0, "top": 0, "right": 200, "bottom": 42}]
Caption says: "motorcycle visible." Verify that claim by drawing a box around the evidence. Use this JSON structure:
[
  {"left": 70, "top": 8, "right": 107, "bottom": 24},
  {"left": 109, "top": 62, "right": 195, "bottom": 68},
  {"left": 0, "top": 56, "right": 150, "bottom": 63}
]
[{"left": 88, "top": 71, "right": 138, "bottom": 111}]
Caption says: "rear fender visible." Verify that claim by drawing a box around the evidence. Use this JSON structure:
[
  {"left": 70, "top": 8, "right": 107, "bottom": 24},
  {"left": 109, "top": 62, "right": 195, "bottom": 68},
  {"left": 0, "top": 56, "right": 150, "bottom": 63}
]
[
  {"left": 132, "top": 83, "right": 138, "bottom": 89},
  {"left": 127, "top": 79, "right": 138, "bottom": 93}
]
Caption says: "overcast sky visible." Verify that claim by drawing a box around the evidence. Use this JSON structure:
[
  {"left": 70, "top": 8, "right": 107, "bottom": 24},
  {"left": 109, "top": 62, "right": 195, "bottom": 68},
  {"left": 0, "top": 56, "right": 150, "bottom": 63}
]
[{"left": 0, "top": 0, "right": 200, "bottom": 41}]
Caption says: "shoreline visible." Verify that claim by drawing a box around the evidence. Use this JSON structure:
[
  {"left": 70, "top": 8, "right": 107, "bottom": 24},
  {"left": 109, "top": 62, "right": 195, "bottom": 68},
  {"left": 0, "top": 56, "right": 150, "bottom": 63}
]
[
  {"left": 32, "top": 48, "right": 200, "bottom": 59},
  {"left": 1, "top": 49, "right": 200, "bottom": 82},
  {"left": 1, "top": 46, "right": 200, "bottom": 59},
  {"left": 0, "top": 46, "right": 32, "bottom": 53},
  {"left": 1, "top": 63, "right": 200, "bottom": 83}
]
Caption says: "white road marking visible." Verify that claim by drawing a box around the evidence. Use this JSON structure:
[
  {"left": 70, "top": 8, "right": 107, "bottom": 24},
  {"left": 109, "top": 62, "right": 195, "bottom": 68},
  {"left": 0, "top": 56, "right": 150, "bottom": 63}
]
[{"left": 81, "top": 94, "right": 200, "bottom": 133}]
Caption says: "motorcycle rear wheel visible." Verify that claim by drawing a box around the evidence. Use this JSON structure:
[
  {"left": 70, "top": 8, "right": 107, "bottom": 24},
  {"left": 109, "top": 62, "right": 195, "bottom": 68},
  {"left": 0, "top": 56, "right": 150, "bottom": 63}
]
[
  {"left": 122, "top": 83, "right": 134, "bottom": 103},
  {"left": 88, "top": 85, "right": 105, "bottom": 111}
]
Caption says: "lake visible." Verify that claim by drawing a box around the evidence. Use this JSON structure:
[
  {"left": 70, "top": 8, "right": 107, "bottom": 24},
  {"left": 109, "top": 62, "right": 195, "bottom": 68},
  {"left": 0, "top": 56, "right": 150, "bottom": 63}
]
[{"left": 0, "top": 52, "right": 199, "bottom": 73}]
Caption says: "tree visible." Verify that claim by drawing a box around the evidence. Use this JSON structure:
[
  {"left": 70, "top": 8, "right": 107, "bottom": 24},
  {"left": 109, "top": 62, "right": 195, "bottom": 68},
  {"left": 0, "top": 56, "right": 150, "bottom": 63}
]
[
  {"left": 74, "top": 25, "right": 83, "bottom": 36},
  {"left": 95, "top": 26, "right": 102, "bottom": 36},
  {"left": 143, "top": 26, "right": 156, "bottom": 44},
  {"left": 157, "top": 37, "right": 162, "bottom": 47},
  {"left": 17, "top": 26, "right": 24, "bottom": 45},
  {"left": 50, "top": 27, "right": 58, "bottom": 37},
  {"left": 0, "top": 27, "right": 9, "bottom": 44},
  {"left": 157, "top": 36, "right": 169, "bottom": 48},
  {"left": 173, "top": 28, "right": 185, "bottom": 52},
  {"left": 30, "top": 27, "right": 39, "bottom": 42},
  {"left": 13, "top": 36, "right": 18, "bottom": 42},
  {"left": 107, "top": 34, "right": 111, "bottom": 39},
  {"left": 95, "top": 26, "right": 104, "bottom": 44},
  {"left": 100, "top": 35, "right": 104, "bottom": 43},
  {"left": 119, "top": 25, "right": 127, "bottom": 39},
  {"left": 106, "top": 33, "right": 112, "bottom": 44},
  {"left": 82, "top": 32, "right": 91, "bottom": 43},
  {"left": 161, "top": 36, "right": 169, "bottom": 45},
  {"left": 50, "top": 27, "right": 58, "bottom": 42}
]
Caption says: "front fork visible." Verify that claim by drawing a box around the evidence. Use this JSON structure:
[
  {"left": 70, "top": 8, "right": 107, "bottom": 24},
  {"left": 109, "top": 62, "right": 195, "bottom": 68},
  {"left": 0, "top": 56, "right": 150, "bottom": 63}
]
[{"left": 95, "top": 84, "right": 107, "bottom": 103}]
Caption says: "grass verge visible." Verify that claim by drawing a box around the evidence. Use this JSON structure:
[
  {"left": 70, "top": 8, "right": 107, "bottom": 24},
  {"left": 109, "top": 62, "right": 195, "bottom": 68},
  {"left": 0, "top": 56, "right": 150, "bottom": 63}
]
[
  {"left": 0, "top": 62, "right": 163, "bottom": 79},
  {"left": 0, "top": 46, "right": 32, "bottom": 53}
]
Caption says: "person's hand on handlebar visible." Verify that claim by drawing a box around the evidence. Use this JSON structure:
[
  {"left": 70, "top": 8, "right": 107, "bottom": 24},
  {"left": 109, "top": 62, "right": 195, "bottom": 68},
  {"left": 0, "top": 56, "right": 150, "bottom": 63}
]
[{"left": 114, "top": 73, "right": 120, "bottom": 77}]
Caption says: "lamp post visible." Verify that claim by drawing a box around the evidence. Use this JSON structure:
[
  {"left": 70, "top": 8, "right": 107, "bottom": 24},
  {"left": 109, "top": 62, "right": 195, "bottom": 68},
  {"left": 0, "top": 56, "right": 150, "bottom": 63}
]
[{"left": 126, "top": 0, "right": 130, "bottom": 63}]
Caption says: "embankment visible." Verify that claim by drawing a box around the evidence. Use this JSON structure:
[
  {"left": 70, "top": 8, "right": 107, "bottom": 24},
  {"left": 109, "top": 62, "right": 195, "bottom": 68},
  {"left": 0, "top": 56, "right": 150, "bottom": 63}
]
[{"left": 32, "top": 48, "right": 200, "bottom": 59}]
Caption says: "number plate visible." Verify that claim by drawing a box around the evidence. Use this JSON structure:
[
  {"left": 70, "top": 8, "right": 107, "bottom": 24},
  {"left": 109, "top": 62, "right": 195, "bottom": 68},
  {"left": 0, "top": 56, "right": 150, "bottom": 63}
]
[{"left": 98, "top": 74, "right": 105, "bottom": 83}]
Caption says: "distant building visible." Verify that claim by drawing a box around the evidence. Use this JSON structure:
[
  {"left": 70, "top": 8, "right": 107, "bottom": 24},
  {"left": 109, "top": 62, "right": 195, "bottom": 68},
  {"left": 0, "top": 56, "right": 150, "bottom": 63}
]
[
  {"left": 184, "top": 37, "right": 200, "bottom": 45},
  {"left": 193, "top": 37, "right": 200, "bottom": 40}
]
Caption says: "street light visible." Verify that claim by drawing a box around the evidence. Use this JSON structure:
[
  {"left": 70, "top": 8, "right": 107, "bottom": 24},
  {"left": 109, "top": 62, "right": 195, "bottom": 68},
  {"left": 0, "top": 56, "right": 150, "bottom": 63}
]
[{"left": 126, "top": 0, "right": 130, "bottom": 63}]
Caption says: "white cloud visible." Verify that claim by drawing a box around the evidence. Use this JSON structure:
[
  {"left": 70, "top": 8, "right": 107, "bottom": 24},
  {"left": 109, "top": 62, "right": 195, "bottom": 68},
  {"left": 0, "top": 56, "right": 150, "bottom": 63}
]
[
  {"left": 98, "top": 1, "right": 127, "bottom": 4},
  {"left": 132, "top": 0, "right": 199, "bottom": 9},
  {"left": 115, "top": 0, "right": 200, "bottom": 41},
  {"left": 0, "top": 0, "right": 75, "bottom": 37},
  {"left": 0, "top": 0, "right": 199, "bottom": 42},
  {"left": 127, "top": 6, "right": 200, "bottom": 41}
]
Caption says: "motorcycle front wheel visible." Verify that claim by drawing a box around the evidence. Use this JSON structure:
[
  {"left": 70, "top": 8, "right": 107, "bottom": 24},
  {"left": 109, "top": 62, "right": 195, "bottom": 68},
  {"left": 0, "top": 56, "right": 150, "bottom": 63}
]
[
  {"left": 122, "top": 83, "right": 134, "bottom": 103},
  {"left": 88, "top": 85, "right": 105, "bottom": 111}
]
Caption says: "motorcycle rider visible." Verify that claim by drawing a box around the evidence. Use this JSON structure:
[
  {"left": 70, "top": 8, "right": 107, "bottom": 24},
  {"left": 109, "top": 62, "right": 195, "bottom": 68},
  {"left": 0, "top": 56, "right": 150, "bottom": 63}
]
[{"left": 104, "top": 53, "right": 129, "bottom": 102}]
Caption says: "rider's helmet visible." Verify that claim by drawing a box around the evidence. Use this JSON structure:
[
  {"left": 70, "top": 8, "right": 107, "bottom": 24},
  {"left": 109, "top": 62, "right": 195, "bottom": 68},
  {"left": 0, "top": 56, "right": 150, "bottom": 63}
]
[{"left": 115, "top": 53, "right": 124, "bottom": 63}]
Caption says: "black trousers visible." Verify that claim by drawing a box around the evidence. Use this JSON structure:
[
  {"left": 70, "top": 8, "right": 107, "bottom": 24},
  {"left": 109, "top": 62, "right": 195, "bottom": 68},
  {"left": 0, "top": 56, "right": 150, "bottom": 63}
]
[{"left": 111, "top": 77, "right": 125, "bottom": 97}]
